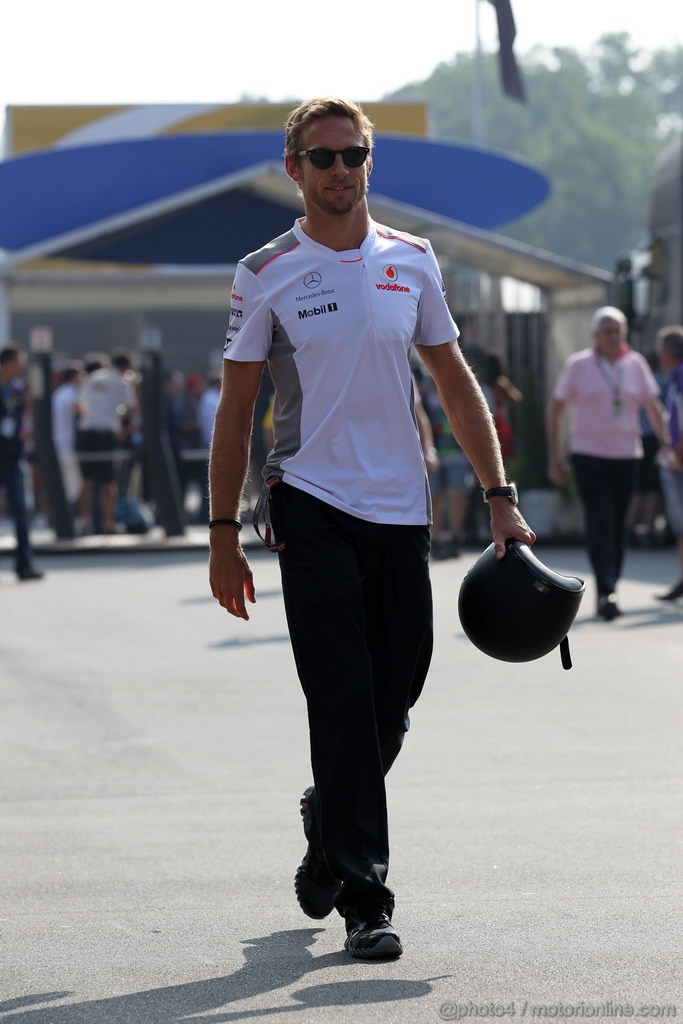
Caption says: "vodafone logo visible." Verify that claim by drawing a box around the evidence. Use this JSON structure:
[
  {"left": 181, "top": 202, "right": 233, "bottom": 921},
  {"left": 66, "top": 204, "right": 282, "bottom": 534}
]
[{"left": 377, "top": 264, "right": 409, "bottom": 292}]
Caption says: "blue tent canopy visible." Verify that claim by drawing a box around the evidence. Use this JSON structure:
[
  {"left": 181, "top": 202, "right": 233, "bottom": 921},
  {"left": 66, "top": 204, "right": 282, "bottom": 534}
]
[{"left": 0, "top": 131, "right": 550, "bottom": 265}]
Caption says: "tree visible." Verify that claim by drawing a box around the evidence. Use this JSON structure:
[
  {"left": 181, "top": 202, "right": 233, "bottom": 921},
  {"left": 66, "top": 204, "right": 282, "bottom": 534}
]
[{"left": 386, "top": 35, "right": 683, "bottom": 270}]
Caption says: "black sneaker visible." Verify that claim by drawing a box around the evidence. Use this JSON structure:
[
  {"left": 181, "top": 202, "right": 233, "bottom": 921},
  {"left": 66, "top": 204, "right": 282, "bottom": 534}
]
[
  {"left": 597, "top": 593, "right": 620, "bottom": 620},
  {"left": 344, "top": 901, "right": 403, "bottom": 960},
  {"left": 344, "top": 901, "right": 403, "bottom": 962},
  {"left": 655, "top": 580, "right": 683, "bottom": 602},
  {"left": 16, "top": 566, "right": 45, "bottom": 582},
  {"left": 294, "top": 788, "right": 341, "bottom": 920}
]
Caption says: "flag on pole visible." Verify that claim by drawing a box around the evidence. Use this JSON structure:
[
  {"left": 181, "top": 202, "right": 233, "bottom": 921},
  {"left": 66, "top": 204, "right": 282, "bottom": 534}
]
[{"left": 487, "top": 0, "right": 526, "bottom": 102}]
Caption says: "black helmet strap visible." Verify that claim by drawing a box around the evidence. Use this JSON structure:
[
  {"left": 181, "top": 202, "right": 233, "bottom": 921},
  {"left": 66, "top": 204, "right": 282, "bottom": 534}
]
[{"left": 560, "top": 636, "right": 572, "bottom": 670}]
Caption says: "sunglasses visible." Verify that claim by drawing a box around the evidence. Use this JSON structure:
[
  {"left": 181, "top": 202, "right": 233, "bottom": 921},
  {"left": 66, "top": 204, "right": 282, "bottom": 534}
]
[{"left": 297, "top": 146, "right": 370, "bottom": 170}]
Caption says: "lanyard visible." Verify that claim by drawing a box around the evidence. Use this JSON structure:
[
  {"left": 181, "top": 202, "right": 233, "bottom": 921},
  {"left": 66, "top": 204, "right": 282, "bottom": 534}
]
[
  {"left": 596, "top": 355, "right": 624, "bottom": 415},
  {"left": 253, "top": 475, "right": 285, "bottom": 552}
]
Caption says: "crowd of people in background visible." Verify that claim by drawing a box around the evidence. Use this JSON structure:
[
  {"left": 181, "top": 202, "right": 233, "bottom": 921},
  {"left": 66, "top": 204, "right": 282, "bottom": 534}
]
[
  {"left": 0, "top": 347, "right": 234, "bottom": 558},
  {"left": 1, "top": 339, "right": 514, "bottom": 558},
  {"left": 2, "top": 324, "right": 683, "bottom": 611}
]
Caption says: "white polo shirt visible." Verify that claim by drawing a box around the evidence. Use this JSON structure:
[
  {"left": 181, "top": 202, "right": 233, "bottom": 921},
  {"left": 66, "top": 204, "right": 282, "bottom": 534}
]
[
  {"left": 225, "top": 218, "right": 459, "bottom": 524},
  {"left": 78, "top": 367, "right": 135, "bottom": 432},
  {"left": 52, "top": 381, "right": 79, "bottom": 454}
]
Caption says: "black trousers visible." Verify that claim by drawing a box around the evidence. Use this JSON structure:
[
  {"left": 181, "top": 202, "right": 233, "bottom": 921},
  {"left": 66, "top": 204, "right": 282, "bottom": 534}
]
[
  {"left": 0, "top": 458, "right": 33, "bottom": 573},
  {"left": 571, "top": 453, "right": 637, "bottom": 598},
  {"left": 270, "top": 483, "right": 433, "bottom": 914}
]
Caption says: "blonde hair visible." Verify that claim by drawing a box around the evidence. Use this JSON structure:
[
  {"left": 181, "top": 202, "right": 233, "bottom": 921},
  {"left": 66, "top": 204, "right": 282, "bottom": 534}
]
[{"left": 284, "top": 98, "right": 375, "bottom": 163}]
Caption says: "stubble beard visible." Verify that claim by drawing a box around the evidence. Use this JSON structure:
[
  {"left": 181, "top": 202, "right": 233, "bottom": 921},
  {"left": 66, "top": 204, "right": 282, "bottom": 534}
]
[{"left": 312, "top": 178, "right": 368, "bottom": 217}]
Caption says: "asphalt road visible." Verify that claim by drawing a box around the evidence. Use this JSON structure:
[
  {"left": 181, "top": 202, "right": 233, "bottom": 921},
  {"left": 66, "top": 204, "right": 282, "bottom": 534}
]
[{"left": 1, "top": 542, "right": 681, "bottom": 1023}]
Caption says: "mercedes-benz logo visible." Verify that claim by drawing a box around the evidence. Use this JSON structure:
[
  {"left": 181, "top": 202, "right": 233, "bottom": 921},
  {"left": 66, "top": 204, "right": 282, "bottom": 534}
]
[{"left": 303, "top": 272, "right": 322, "bottom": 289}]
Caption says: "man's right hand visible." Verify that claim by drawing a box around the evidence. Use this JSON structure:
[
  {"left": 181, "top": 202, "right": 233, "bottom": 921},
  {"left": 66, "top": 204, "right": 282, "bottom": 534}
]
[{"left": 209, "top": 538, "right": 256, "bottom": 620}]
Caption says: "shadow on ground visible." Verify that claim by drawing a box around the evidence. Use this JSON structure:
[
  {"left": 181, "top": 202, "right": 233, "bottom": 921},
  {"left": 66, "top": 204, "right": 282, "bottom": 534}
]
[{"left": 1, "top": 929, "right": 444, "bottom": 1023}]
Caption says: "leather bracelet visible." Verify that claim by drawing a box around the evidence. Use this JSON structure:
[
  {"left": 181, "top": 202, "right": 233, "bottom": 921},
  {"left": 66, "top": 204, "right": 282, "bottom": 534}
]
[{"left": 208, "top": 518, "right": 242, "bottom": 531}]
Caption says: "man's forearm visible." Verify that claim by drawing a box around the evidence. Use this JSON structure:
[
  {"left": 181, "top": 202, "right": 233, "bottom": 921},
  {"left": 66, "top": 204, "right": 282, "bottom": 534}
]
[
  {"left": 208, "top": 398, "right": 257, "bottom": 620},
  {"left": 209, "top": 401, "right": 252, "bottom": 520},
  {"left": 445, "top": 376, "right": 506, "bottom": 489},
  {"left": 417, "top": 342, "right": 507, "bottom": 489},
  {"left": 546, "top": 400, "right": 566, "bottom": 465},
  {"left": 420, "top": 342, "right": 535, "bottom": 553},
  {"left": 208, "top": 360, "right": 264, "bottom": 522}
]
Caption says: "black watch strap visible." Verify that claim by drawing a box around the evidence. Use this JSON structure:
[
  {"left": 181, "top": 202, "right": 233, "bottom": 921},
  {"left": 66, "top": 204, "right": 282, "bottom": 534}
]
[{"left": 483, "top": 484, "right": 518, "bottom": 505}]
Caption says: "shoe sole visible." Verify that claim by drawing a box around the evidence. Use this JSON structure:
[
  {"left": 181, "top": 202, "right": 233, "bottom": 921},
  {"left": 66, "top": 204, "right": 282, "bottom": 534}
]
[
  {"left": 294, "top": 862, "right": 342, "bottom": 920},
  {"left": 344, "top": 934, "right": 403, "bottom": 959}
]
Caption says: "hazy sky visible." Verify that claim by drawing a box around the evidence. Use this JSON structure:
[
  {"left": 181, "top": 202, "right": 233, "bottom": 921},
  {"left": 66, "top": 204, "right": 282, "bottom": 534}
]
[{"left": 1, "top": 0, "right": 680, "bottom": 134}]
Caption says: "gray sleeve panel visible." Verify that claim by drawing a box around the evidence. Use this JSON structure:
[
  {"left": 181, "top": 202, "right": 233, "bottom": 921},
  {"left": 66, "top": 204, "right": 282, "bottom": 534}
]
[
  {"left": 374, "top": 222, "right": 428, "bottom": 254},
  {"left": 240, "top": 229, "right": 300, "bottom": 276},
  {"left": 263, "top": 311, "right": 303, "bottom": 477}
]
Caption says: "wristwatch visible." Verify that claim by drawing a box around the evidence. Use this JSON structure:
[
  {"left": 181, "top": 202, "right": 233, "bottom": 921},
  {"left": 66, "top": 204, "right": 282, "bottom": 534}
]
[{"left": 483, "top": 483, "right": 519, "bottom": 506}]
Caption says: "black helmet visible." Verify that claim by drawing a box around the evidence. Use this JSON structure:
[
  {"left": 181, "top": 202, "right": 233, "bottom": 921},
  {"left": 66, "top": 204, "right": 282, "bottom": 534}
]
[{"left": 458, "top": 540, "right": 585, "bottom": 669}]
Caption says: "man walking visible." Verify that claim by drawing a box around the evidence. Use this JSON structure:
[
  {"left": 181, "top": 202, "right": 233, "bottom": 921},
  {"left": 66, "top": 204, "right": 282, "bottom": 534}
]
[
  {"left": 208, "top": 98, "right": 534, "bottom": 959},
  {"left": 0, "top": 343, "right": 44, "bottom": 581},
  {"left": 547, "top": 306, "right": 668, "bottom": 619},
  {"left": 76, "top": 349, "right": 137, "bottom": 534},
  {"left": 654, "top": 325, "right": 683, "bottom": 601},
  {"left": 52, "top": 360, "right": 84, "bottom": 513}
]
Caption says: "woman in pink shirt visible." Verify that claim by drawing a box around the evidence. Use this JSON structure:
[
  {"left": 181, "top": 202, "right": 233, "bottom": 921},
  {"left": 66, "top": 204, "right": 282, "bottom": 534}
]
[{"left": 547, "top": 306, "right": 668, "bottom": 620}]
